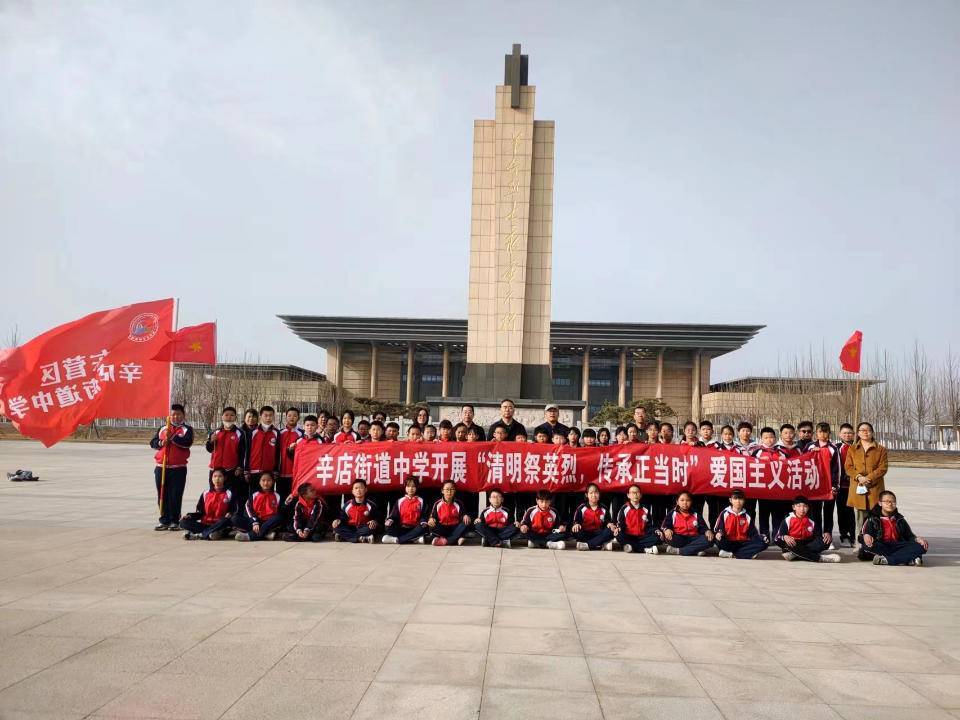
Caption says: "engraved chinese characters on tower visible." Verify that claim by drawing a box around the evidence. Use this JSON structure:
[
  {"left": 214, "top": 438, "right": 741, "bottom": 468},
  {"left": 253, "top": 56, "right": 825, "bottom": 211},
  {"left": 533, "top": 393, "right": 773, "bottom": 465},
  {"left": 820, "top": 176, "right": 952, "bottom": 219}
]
[{"left": 463, "top": 44, "right": 554, "bottom": 399}]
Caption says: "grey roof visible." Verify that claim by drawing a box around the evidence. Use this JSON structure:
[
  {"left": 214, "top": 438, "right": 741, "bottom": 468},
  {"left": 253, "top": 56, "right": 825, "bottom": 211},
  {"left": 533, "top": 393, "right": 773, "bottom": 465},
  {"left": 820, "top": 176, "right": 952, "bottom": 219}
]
[
  {"left": 709, "top": 376, "right": 884, "bottom": 393},
  {"left": 278, "top": 315, "right": 764, "bottom": 355}
]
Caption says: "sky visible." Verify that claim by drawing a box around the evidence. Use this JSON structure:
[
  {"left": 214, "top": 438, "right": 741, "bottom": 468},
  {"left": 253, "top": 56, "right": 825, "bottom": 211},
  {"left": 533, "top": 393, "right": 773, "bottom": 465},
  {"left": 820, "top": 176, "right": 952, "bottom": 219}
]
[{"left": 1, "top": 1, "right": 957, "bottom": 382}]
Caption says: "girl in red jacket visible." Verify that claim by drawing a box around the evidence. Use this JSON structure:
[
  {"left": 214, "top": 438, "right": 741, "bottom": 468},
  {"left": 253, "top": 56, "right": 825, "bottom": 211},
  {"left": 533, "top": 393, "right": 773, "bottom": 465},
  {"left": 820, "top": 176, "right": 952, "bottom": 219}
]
[
  {"left": 570, "top": 483, "right": 617, "bottom": 551},
  {"left": 661, "top": 491, "right": 713, "bottom": 556}
]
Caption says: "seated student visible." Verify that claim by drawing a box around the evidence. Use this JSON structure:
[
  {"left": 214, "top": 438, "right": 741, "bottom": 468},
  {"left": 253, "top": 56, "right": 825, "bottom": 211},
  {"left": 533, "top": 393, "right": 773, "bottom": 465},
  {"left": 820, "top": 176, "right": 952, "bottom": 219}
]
[
  {"left": 333, "top": 411, "right": 359, "bottom": 443},
  {"left": 519, "top": 490, "right": 568, "bottom": 549},
  {"left": 382, "top": 477, "right": 428, "bottom": 544},
  {"left": 570, "top": 483, "right": 617, "bottom": 551},
  {"left": 332, "top": 479, "right": 379, "bottom": 543},
  {"left": 423, "top": 424, "right": 438, "bottom": 442},
  {"left": 474, "top": 488, "right": 519, "bottom": 548},
  {"left": 181, "top": 469, "right": 234, "bottom": 540},
  {"left": 661, "top": 491, "right": 713, "bottom": 556},
  {"left": 581, "top": 428, "right": 598, "bottom": 447},
  {"left": 614, "top": 484, "right": 661, "bottom": 554},
  {"left": 426, "top": 480, "right": 472, "bottom": 546},
  {"left": 774, "top": 496, "right": 840, "bottom": 562},
  {"left": 714, "top": 490, "right": 767, "bottom": 559},
  {"left": 860, "top": 490, "right": 929, "bottom": 566},
  {"left": 235, "top": 473, "right": 286, "bottom": 542},
  {"left": 282, "top": 483, "right": 325, "bottom": 542}
]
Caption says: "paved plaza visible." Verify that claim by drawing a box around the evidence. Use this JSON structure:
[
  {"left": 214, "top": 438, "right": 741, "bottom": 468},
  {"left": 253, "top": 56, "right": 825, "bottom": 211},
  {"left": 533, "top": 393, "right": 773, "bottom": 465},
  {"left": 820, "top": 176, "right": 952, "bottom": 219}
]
[{"left": 0, "top": 442, "right": 958, "bottom": 720}]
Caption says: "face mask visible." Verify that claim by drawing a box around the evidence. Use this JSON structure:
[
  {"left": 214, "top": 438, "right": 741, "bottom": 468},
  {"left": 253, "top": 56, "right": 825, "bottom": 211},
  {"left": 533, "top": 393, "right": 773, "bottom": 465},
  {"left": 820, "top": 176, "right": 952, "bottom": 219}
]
[
  {"left": 260, "top": 422, "right": 271, "bottom": 430},
  {"left": 223, "top": 421, "right": 235, "bottom": 429}
]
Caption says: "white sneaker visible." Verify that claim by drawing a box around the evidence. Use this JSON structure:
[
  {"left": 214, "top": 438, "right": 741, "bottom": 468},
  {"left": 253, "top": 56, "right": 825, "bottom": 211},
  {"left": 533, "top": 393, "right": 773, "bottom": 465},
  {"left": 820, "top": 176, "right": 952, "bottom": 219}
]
[
  {"left": 819, "top": 553, "right": 841, "bottom": 563},
  {"left": 363, "top": 535, "right": 375, "bottom": 544},
  {"left": 527, "top": 540, "right": 536, "bottom": 549},
  {"left": 415, "top": 536, "right": 426, "bottom": 544},
  {"left": 622, "top": 544, "right": 634, "bottom": 553},
  {"left": 781, "top": 551, "right": 798, "bottom": 561},
  {"left": 576, "top": 542, "right": 589, "bottom": 551},
  {"left": 604, "top": 540, "right": 617, "bottom": 551},
  {"left": 665, "top": 546, "right": 680, "bottom": 555},
  {"left": 381, "top": 535, "right": 397, "bottom": 544},
  {"left": 873, "top": 555, "right": 888, "bottom": 565},
  {"left": 827, "top": 543, "right": 837, "bottom": 551},
  {"left": 547, "top": 540, "right": 566, "bottom": 550},
  {"left": 643, "top": 546, "right": 659, "bottom": 555},
  {"left": 912, "top": 557, "right": 924, "bottom": 566},
  {"left": 234, "top": 532, "right": 250, "bottom": 542},
  {"left": 480, "top": 537, "right": 488, "bottom": 547},
  {"left": 696, "top": 551, "right": 707, "bottom": 556},
  {"left": 718, "top": 550, "right": 733, "bottom": 558},
  {"left": 503, "top": 539, "right": 512, "bottom": 549}
]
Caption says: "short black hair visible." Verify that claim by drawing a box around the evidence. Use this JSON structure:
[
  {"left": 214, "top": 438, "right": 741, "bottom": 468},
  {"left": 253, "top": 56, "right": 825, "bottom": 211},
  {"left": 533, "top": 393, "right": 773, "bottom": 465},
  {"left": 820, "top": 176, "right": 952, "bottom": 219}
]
[
  {"left": 489, "top": 488, "right": 504, "bottom": 497},
  {"left": 840, "top": 423, "right": 854, "bottom": 431},
  {"left": 699, "top": 420, "right": 714, "bottom": 430},
  {"left": 730, "top": 489, "right": 745, "bottom": 499},
  {"left": 441, "top": 479, "right": 457, "bottom": 489},
  {"left": 645, "top": 420, "right": 660, "bottom": 431},
  {"left": 467, "top": 426, "right": 482, "bottom": 437},
  {"left": 286, "top": 407, "right": 300, "bottom": 414},
  {"left": 439, "top": 419, "right": 453, "bottom": 430},
  {"left": 568, "top": 427, "right": 581, "bottom": 437},
  {"left": 352, "top": 479, "right": 367, "bottom": 487},
  {"left": 737, "top": 421, "right": 753, "bottom": 432},
  {"left": 259, "top": 405, "right": 275, "bottom": 414},
  {"left": 683, "top": 420, "right": 697, "bottom": 431},
  {"left": 304, "top": 414, "right": 318, "bottom": 423},
  {"left": 244, "top": 408, "right": 259, "bottom": 418},
  {"left": 660, "top": 422, "right": 674, "bottom": 433},
  {"left": 552, "top": 429, "right": 566, "bottom": 438},
  {"left": 720, "top": 425, "right": 734, "bottom": 435},
  {"left": 816, "top": 422, "right": 831, "bottom": 433},
  {"left": 462, "top": 403, "right": 475, "bottom": 412},
  {"left": 386, "top": 421, "right": 400, "bottom": 431},
  {"left": 581, "top": 428, "right": 597, "bottom": 439},
  {"left": 879, "top": 490, "right": 897, "bottom": 501},
  {"left": 500, "top": 398, "right": 515, "bottom": 406},
  {"left": 792, "top": 495, "right": 809, "bottom": 505},
  {"left": 370, "top": 420, "right": 384, "bottom": 430},
  {"left": 222, "top": 406, "right": 237, "bottom": 414},
  {"left": 797, "top": 420, "right": 814, "bottom": 431},
  {"left": 342, "top": 410, "right": 355, "bottom": 421},
  {"left": 297, "top": 483, "right": 314, "bottom": 497},
  {"left": 170, "top": 403, "right": 185, "bottom": 413},
  {"left": 535, "top": 489, "right": 553, "bottom": 501},
  {"left": 357, "top": 419, "right": 370, "bottom": 428},
  {"left": 780, "top": 423, "right": 795, "bottom": 432},
  {"left": 760, "top": 426, "right": 776, "bottom": 437}
]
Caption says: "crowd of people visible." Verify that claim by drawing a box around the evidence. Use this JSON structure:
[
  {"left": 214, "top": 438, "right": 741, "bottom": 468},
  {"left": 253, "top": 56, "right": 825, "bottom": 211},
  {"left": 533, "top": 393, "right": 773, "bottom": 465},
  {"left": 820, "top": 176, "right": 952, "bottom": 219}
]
[{"left": 150, "top": 399, "right": 929, "bottom": 566}]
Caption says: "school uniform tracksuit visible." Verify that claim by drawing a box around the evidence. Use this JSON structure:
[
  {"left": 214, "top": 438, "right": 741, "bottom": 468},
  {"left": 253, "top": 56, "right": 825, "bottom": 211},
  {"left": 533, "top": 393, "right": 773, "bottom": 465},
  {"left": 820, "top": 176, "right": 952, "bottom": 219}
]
[
  {"left": 475, "top": 505, "right": 518, "bottom": 546},
  {"left": 334, "top": 499, "right": 378, "bottom": 542},
  {"left": 180, "top": 488, "right": 234, "bottom": 539},
  {"left": 774, "top": 513, "right": 827, "bottom": 562},
  {"left": 278, "top": 426, "right": 304, "bottom": 501},
  {"left": 520, "top": 506, "right": 566, "bottom": 547},
  {"left": 150, "top": 423, "right": 195, "bottom": 526},
  {"left": 245, "top": 425, "right": 281, "bottom": 496},
  {"left": 751, "top": 445, "right": 787, "bottom": 538},
  {"left": 283, "top": 496, "right": 325, "bottom": 542},
  {"left": 385, "top": 496, "right": 428, "bottom": 543},
  {"left": 616, "top": 502, "right": 660, "bottom": 551},
  {"left": 714, "top": 507, "right": 767, "bottom": 559},
  {"left": 661, "top": 509, "right": 712, "bottom": 556},
  {"left": 206, "top": 425, "right": 246, "bottom": 502},
  {"left": 429, "top": 499, "right": 469, "bottom": 544},
  {"left": 236, "top": 490, "right": 286, "bottom": 540},
  {"left": 859, "top": 510, "right": 926, "bottom": 565},
  {"left": 571, "top": 503, "right": 614, "bottom": 550}
]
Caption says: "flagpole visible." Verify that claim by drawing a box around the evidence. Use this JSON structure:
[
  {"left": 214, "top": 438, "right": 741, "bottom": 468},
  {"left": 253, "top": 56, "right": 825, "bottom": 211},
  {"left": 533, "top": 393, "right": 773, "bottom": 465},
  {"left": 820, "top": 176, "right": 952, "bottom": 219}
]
[
  {"left": 853, "top": 375, "right": 862, "bottom": 427},
  {"left": 160, "top": 298, "right": 179, "bottom": 522}
]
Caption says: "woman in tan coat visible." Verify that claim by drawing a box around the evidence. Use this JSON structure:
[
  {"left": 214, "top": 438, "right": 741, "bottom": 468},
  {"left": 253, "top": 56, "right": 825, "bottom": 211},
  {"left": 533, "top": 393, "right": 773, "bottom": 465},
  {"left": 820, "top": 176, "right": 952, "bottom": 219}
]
[{"left": 844, "top": 421, "right": 888, "bottom": 532}]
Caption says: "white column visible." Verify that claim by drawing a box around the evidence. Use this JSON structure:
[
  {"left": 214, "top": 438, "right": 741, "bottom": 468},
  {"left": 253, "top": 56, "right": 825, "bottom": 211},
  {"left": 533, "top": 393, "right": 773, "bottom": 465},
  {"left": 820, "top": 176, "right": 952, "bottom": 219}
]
[
  {"left": 405, "top": 342, "right": 415, "bottom": 406},
  {"left": 617, "top": 348, "right": 627, "bottom": 407},
  {"left": 692, "top": 350, "right": 702, "bottom": 421},
  {"left": 369, "top": 343, "right": 378, "bottom": 398},
  {"left": 581, "top": 348, "right": 591, "bottom": 424},
  {"left": 441, "top": 343, "right": 450, "bottom": 397},
  {"left": 655, "top": 348, "right": 664, "bottom": 400}
]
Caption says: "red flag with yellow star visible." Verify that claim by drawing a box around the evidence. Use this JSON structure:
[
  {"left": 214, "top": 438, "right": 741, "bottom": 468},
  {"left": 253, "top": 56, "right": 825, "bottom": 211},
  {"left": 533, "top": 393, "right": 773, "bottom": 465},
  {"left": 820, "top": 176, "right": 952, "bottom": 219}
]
[
  {"left": 152, "top": 322, "right": 216, "bottom": 364},
  {"left": 839, "top": 330, "right": 862, "bottom": 373}
]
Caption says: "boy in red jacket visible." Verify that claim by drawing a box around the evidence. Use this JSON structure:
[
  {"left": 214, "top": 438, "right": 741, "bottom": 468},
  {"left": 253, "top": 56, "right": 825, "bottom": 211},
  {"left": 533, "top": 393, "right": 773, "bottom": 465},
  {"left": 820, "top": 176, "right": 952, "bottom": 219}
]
[
  {"left": 774, "top": 496, "right": 840, "bottom": 563},
  {"left": 244, "top": 406, "right": 280, "bottom": 497},
  {"left": 570, "top": 483, "right": 617, "bottom": 551},
  {"left": 427, "top": 480, "right": 472, "bottom": 546},
  {"left": 150, "top": 403, "right": 195, "bottom": 531},
  {"left": 474, "top": 489, "right": 518, "bottom": 548},
  {"left": 382, "top": 477, "right": 429, "bottom": 544},
  {"left": 860, "top": 491, "right": 929, "bottom": 566},
  {"left": 235, "top": 473, "right": 287, "bottom": 542},
  {"left": 332, "top": 479, "right": 379, "bottom": 543},
  {"left": 519, "top": 490, "right": 567, "bottom": 550},
  {"left": 180, "top": 469, "right": 234, "bottom": 540},
  {"left": 614, "top": 484, "right": 661, "bottom": 554},
  {"left": 282, "top": 483, "right": 325, "bottom": 542},
  {"left": 714, "top": 490, "right": 767, "bottom": 559},
  {"left": 277, "top": 407, "right": 303, "bottom": 502}
]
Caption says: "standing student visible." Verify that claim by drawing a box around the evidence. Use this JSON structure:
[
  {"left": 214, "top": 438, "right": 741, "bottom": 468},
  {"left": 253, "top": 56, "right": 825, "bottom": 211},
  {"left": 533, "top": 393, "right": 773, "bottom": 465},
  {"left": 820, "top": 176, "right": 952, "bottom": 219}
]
[
  {"left": 661, "top": 491, "right": 713, "bottom": 556},
  {"left": 714, "top": 490, "right": 767, "bottom": 559},
  {"left": 597, "top": 427, "right": 612, "bottom": 446},
  {"left": 860, "top": 490, "right": 928, "bottom": 566},
  {"left": 282, "top": 483, "right": 325, "bottom": 542},
  {"left": 644, "top": 421, "right": 660, "bottom": 444},
  {"left": 334, "top": 411, "right": 359, "bottom": 443},
  {"left": 698, "top": 420, "right": 715, "bottom": 446},
  {"left": 423, "top": 425, "right": 438, "bottom": 442},
  {"left": 245, "top": 406, "right": 280, "bottom": 497},
  {"left": 241, "top": 408, "right": 259, "bottom": 446},
  {"left": 426, "top": 480, "right": 472, "bottom": 546},
  {"left": 150, "top": 403, "right": 195, "bottom": 531},
  {"left": 567, "top": 427, "right": 582, "bottom": 447},
  {"left": 356, "top": 419, "right": 372, "bottom": 442},
  {"left": 751, "top": 427, "right": 786, "bottom": 539},
  {"left": 205, "top": 406, "right": 246, "bottom": 501},
  {"left": 774, "top": 496, "right": 840, "bottom": 562},
  {"left": 614, "top": 426, "right": 628, "bottom": 444},
  {"left": 681, "top": 421, "right": 703, "bottom": 447},
  {"left": 659, "top": 422, "right": 675, "bottom": 445},
  {"left": 437, "top": 420, "right": 454, "bottom": 442},
  {"left": 332, "top": 480, "right": 379, "bottom": 543},
  {"left": 278, "top": 407, "right": 303, "bottom": 502},
  {"left": 384, "top": 422, "right": 400, "bottom": 441},
  {"left": 835, "top": 423, "right": 857, "bottom": 545},
  {"left": 845, "top": 421, "right": 888, "bottom": 536},
  {"left": 581, "top": 428, "right": 598, "bottom": 446},
  {"left": 626, "top": 424, "right": 641, "bottom": 443},
  {"left": 321, "top": 416, "right": 339, "bottom": 443},
  {"left": 235, "top": 473, "right": 286, "bottom": 542},
  {"left": 369, "top": 420, "right": 386, "bottom": 442},
  {"left": 474, "top": 489, "right": 519, "bottom": 548},
  {"left": 488, "top": 399, "right": 527, "bottom": 441},
  {"left": 372, "top": 411, "right": 387, "bottom": 425},
  {"left": 453, "top": 423, "right": 468, "bottom": 442},
  {"left": 735, "top": 421, "right": 757, "bottom": 454},
  {"left": 382, "top": 477, "right": 428, "bottom": 544},
  {"left": 519, "top": 491, "right": 567, "bottom": 549},
  {"left": 570, "top": 483, "right": 617, "bottom": 550},
  {"left": 614, "top": 484, "right": 661, "bottom": 554},
  {"left": 808, "top": 422, "right": 841, "bottom": 546},
  {"left": 180, "top": 469, "right": 234, "bottom": 540}
]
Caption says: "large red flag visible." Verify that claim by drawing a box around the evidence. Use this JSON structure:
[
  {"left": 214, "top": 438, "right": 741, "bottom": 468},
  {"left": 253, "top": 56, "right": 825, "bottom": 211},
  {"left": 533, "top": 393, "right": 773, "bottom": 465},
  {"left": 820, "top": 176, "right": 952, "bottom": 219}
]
[
  {"left": 839, "top": 330, "right": 863, "bottom": 373},
  {"left": 152, "top": 322, "right": 216, "bottom": 364},
  {"left": 0, "top": 299, "right": 175, "bottom": 446}
]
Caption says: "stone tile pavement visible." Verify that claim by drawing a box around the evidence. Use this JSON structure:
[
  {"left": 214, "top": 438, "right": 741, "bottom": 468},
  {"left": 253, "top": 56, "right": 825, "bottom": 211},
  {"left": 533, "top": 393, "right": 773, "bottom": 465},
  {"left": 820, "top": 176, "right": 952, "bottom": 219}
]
[{"left": 0, "top": 442, "right": 958, "bottom": 719}]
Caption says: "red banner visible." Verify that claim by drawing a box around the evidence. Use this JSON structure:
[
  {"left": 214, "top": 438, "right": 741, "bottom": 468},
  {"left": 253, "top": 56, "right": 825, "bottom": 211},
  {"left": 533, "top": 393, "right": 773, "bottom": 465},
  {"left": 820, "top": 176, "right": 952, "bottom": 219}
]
[
  {"left": 0, "top": 299, "right": 175, "bottom": 446},
  {"left": 293, "top": 441, "right": 833, "bottom": 500}
]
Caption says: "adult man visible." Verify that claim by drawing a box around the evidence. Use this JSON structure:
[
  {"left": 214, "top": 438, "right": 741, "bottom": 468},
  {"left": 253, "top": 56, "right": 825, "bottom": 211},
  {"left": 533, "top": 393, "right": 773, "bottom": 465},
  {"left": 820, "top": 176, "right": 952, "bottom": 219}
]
[
  {"left": 461, "top": 404, "right": 486, "bottom": 441},
  {"left": 150, "top": 403, "right": 195, "bottom": 531},
  {"left": 633, "top": 405, "right": 650, "bottom": 430},
  {"left": 836, "top": 423, "right": 857, "bottom": 545},
  {"left": 533, "top": 403, "right": 569, "bottom": 443},
  {"left": 487, "top": 399, "right": 527, "bottom": 442},
  {"left": 796, "top": 421, "right": 815, "bottom": 452}
]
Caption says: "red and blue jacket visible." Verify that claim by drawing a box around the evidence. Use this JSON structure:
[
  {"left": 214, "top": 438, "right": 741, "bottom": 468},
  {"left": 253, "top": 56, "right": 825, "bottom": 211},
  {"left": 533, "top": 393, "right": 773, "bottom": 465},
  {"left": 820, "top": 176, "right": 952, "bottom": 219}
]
[
  {"left": 774, "top": 442, "right": 801, "bottom": 459},
  {"left": 150, "top": 423, "right": 194, "bottom": 467},
  {"left": 860, "top": 509, "right": 916, "bottom": 545},
  {"left": 572, "top": 503, "right": 608, "bottom": 532},
  {"left": 431, "top": 499, "right": 466, "bottom": 526},
  {"left": 333, "top": 429, "right": 359, "bottom": 444},
  {"left": 477, "top": 505, "right": 512, "bottom": 529},
  {"left": 662, "top": 509, "right": 708, "bottom": 537},
  {"left": 617, "top": 502, "right": 653, "bottom": 537},
  {"left": 809, "top": 440, "right": 842, "bottom": 491},
  {"left": 194, "top": 488, "right": 234, "bottom": 524},
  {"left": 521, "top": 506, "right": 560, "bottom": 534},
  {"left": 750, "top": 445, "right": 786, "bottom": 462},
  {"left": 293, "top": 496, "right": 324, "bottom": 534},
  {"left": 245, "top": 425, "right": 280, "bottom": 474},
  {"left": 339, "top": 498, "right": 377, "bottom": 528},
  {"left": 205, "top": 426, "right": 245, "bottom": 471},
  {"left": 246, "top": 490, "right": 281, "bottom": 523},
  {"left": 389, "top": 495, "right": 428, "bottom": 528},
  {"left": 279, "top": 426, "right": 303, "bottom": 477},
  {"left": 714, "top": 507, "right": 759, "bottom": 541},
  {"left": 774, "top": 513, "right": 819, "bottom": 543}
]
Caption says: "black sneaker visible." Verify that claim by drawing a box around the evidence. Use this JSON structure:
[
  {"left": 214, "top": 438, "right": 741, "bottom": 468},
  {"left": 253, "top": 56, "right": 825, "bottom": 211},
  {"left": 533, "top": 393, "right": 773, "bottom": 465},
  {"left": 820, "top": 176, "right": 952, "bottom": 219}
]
[
  {"left": 168, "top": 523, "right": 181, "bottom": 531},
  {"left": 154, "top": 523, "right": 168, "bottom": 531}
]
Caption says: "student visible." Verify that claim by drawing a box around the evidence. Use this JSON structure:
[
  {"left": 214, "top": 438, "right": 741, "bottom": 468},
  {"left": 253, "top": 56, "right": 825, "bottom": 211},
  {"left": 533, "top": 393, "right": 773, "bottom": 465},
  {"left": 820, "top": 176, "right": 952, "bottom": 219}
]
[
  {"left": 332, "top": 479, "right": 379, "bottom": 543},
  {"left": 287, "top": 415, "right": 324, "bottom": 520},
  {"left": 519, "top": 490, "right": 567, "bottom": 549},
  {"left": 241, "top": 408, "right": 259, "bottom": 449},
  {"left": 625, "top": 424, "right": 641, "bottom": 443},
  {"left": 681, "top": 421, "right": 703, "bottom": 447},
  {"left": 372, "top": 411, "right": 387, "bottom": 425},
  {"left": 659, "top": 422, "right": 675, "bottom": 444},
  {"left": 698, "top": 420, "right": 715, "bottom": 446},
  {"left": 552, "top": 429, "right": 568, "bottom": 446},
  {"left": 716, "top": 425, "right": 737, "bottom": 452},
  {"left": 318, "top": 409, "right": 330, "bottom": 430},
  {"left": 644, "top": 421, "right": 660, "bottom": 444},
  {"left": 205, "top": 406, "right": 246, "bottom": 501},
  {"left": 453, "top": 423, "right": 468, "bottom": 442},
  {"left": 515, "top": 431, "right": 528, "bottom": 443},
  {"left": 713, "top": 490, "right": 767, "bottom": 559},
  {"left": 356, "top": 419, "right": 372, "bottom": 443},
  {"left": 382, "top": 477, "right": 428, "bottom": 544},
  {"left": 321, "top": 416, "right": 339, "bottom": 443},
  {"left": 244, "top": 406, "right": 280, "bottom": 497},
  {"left": 369, "top": 420, "right": 386, "bottom": 442},
  {"left": 181, "top": 469, "right": 234, "bottom": 540},
  {"left": 423, "top": 424, "right": 438, "bottom": 442},
  {"left": 334, "top": 411, "right": 359, "bottom": 443},
  {"left": 466, "top": 426, "right": 482, "bottom": 442},
  {"left": 437, "top": 420, "right": 454, "bottom": 442},
  {"left": 567, "top": 427, "right": 582, "bottom": 447},
  {"left": 597, "top": 427, "right": 612, "bottom": 446},
  {"left": 751, "top": 427, "right": 786, "bottom": 539},
  {"left": 427, "top": 480, "right": 472, "bottom": 546},
  {"left": 796, "top": 421, "right": 815, "bottom": 452},
  {"left": 835, "top": 423, "right": 857, "bottom": 545},
  {"left": 614, "top": 426, "right": 628, "bottom": 444},
  {"left": 150, "top": 403, "right": 195, "bottom": 531},
  {"left": 474, "top": 489, "right": 519, "bottom": 548},
  {"left": 533, "top": 428, "right": 550, "bottom": 444},
  {"left": 282, "top": 483, "right": 325, "bottom": 542},
  {"left": 406, "top": 425, "right": 423, "bottom": 442},
  {"left": 774, "top": 496, "right": 840, "bottom": 562},
  {"left": 614, "top": 484, "right": 660, "bottom": 553},
  {"left": 735, "top": 421, "right": 757, "bottom": 454},
  {"left": 235, "top": 473, "right": 286, "bottom": 541},
  {"left": 385, "top": 422, "right": 401, "bottom": 441},
  {"left": 705, "top": 425, "right": 739, "bottom": 527},
  {"left": 809, "top": 422, "right": 841, "bottom": 546},
  {"left": 581, "top": 428, "right": 598, "bottom": 447},
  {"left": 278, "top": 407, "right": 303, "bottom": 502},
  {"left": 859, "top": 490, "right": 928, "bottom": 566},
  {"left": 492, "top": 426, "right": 509, "bottom": 442},
  {"left": 775, "top": 423, "right": 801, "bottom": 458},
  {"left": 570, "top": 483, "right": 617, "bottom": 550},
  {"left": 661, "top": 491, "right": 713, "bottom": 556}
]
